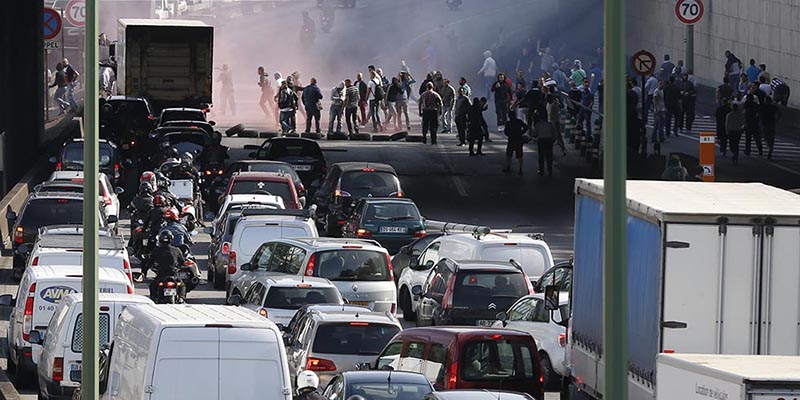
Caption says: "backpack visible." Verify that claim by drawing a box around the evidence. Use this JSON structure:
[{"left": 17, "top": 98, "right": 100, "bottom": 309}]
[{"left": 372, "top": 79, "right": 385, "bottom": 101}]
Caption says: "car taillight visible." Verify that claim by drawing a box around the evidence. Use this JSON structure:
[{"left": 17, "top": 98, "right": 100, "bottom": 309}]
[
  {"left": 306, "top": 357, "right": 337, "bottom": 372},
  {"left": 390, "top": 303, "right": 396, "bottom": 314},
  {"left": 53, "top": 357, "right": 63, "bottom": 382},
  {"left": 447, "top": 361, "right": 458, "bottom": 389},
  {"left": 103, "top": 195, "right": 113, "bottom": 206},
  {"left": 134, "top": 227, "right": 142, "bottom": 234},
  {"left": 441, "top": 274, "right": 456, "bottom": 310},
  {"left": 228, "top": 251, "right": 237, "bottom": 275},
  {"left": 147, "top": 115, "right": 155, "bottom": 120},
  {"left": 305, "top": 253, "right": 316, "bottom": 277},
  {"left": 124, "top": 259, "right": 133, "bottom": 283},
  {"left": 114, "top": 163, "right": 121, "bottom": 179},
  {"left": 413, "top": 229, "right": 427, "bottom": 238},
  {"left": 396, "top": 191, "right": 404, "bottom": 198},
  {"left": 14, "top": 226, "right": 24, "bottom": 244},
  {"left": 356, "top": 228, "right": 371, "bottom": 237},
  {"left": 127, "top": 285, "right": 134, "bottom": 294},
  {"left": 559, "top": 333, "right": 567, "bottom": 348},
  {"left": 166, "top": 281, "right": 176, "bottom": 288},
  {"left": 55, "top": 162, "right": 62, "bottom": 170},
  {"left": 221, "top": 242, "right": 231, "bottom": 255},
  {"left": 385, "top": 253, "right": 394, "bottom": 282},
  {"left": 31, "top": 257, "right": 38, "bottom": 266},
  {"left": 217, "top": 169, "right": 224, "bottom": 175},
  {"left": 22, "top": 283, "right": 36, "bottom": 342}
]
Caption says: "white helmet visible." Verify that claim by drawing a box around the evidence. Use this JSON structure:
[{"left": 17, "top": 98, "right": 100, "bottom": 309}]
[{"left": 297, "top": 370, "right": 320, "bottom": 391}]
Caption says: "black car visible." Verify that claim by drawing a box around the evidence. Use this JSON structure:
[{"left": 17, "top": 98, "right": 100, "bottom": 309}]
[
  {"left": 100, "top": 95, "right": 157, "bottom": 149},
  {"left": 313, "top": 162, "right": 402, "bottom": 236},
  {"left": 390, "top": 233, "right": 443, "bottom": 285},
  {"left": 6, "top": 192, "right": 114, "bottom": 276},
  {"left": 414, "top": 259, "right": 533, "bottom": 327},
  {"left": 155, "top": 130, "right": 211, "bottom": 166},
  {"left": 342, "top": 198, "right": 426, "bottom": 254},
  {"left": 49, "top": 138, "right": 127, "bottom": 186},
  {"left": 247, "top": 138, "right": 326, "bottom": 193},
  {"left": 158, "top": 107, "right": 208, "bottom": 125},
  {"left": 158, "top": 120, "right": 216, "bottom": 137},
  {"left": 322, "top": 371, "right": 434, "bottom": 400},
  {"left": 533, "top": 259, "right": 573, "bottom": 293}
]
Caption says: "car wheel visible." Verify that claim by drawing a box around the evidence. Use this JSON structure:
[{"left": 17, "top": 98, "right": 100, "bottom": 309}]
[
  {"left": 213, "top": 268, "right": 226, "bottom": 290},
  {"left": 400, "top": 288, "right": 416, "bottom": 322},
  {"left": 14, "top": 350, "right": 34, "bottom": 388},
  {"left": 540, "top": 352, "right": 560, "bottom": 390},
  {"left": 6, "top": 349, "right": 16, "bottom": 374}
]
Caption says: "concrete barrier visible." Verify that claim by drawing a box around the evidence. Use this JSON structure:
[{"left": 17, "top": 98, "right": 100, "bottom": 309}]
[{"left": 0, "top": 368, "right": 20, "bottom": 400}]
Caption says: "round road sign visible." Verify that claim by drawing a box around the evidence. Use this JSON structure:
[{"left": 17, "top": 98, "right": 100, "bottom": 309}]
[
  {"left": 675, "top": 0, "right": 704, "bottom": 25},
  {"left": 631, "top": 50, "right": 657, "bottom": 76},
  {"left": 65, "top": 0, "right": 86, "bottom": 27},
  {"left": 43, "top": 8, "right": 62, "bottom": 40}
]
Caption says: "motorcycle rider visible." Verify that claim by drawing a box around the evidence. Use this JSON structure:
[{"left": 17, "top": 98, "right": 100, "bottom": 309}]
[
  {"left": 149, "top": 231, "right": 187, "bottom": 301},
  {"left": 294, "top": 371, "right": 325, "bottom": 400},
  {"left": 127, "top": 182, "right": 155, "bottom": 252},
  {"left": 153, "top": 171, "right": 179, "bottom": 207},
  {"left": 145, "top": 194, "right": 170, "bottom": 266},
  {"left": 159, "top": 208, "right": 193, "bottom": 248}
]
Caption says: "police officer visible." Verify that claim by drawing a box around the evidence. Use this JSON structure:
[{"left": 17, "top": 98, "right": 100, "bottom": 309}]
[
  {"left": 294, "top": 371, "right": 325, "bottom": 400},
  {"left": 149, "top": 231, "right": 187, "bottom": 301}
]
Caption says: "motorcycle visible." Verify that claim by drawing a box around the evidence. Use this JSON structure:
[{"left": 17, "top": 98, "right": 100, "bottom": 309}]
[
  {"left": 153, "top": 276, "right": 185, "bottom": 304},
  {"left": 446, "top": 0, "right": 461, "bottom": 10},
  {"left": 129, "top": 218, "right": 150, "bottom": 262},
  {"left": 177, "top": 243, "right": 201, "bottom": 292}
]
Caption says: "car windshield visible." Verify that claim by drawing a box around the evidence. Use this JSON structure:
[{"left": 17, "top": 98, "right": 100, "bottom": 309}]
[
  {"left": 341, "top": 171, "right": 400, "bottom": 198},
  {"left": 363, "top": 202, "right": 419, "bottom": 221},
  {"left": 19, "top": 199, "right": 84, "bottom": 228},
  {"left": 63, "top": 144, "right": 114, "bottom": 169},
  {"left": 452, "top": 271, "right": 529, "bottom": 308},
  {"left": 345, "top": 382, "right": 433, "bottom": 400},
  {"left": 161, "top": 110, "right": 204, "bottom": 123},
  {"left": 315, "top": 250, "right": 390, "bottom": 281},
  {"left": 312, "top": 323, "right": 400, "bottom": 355},
  {"left": 460, "top": 339, "right": 537, "bottom": 381},
  {"left": 109, "top": 100, "right": 149, "bottom": 118},
  {"left": 268, "top": 141, "right": 323, "bottom": 159},
  {"left": 231, "top": 180, "right": 293, "bottom": 201},
  {"left": 263, "top": 287, "right": 340, "bottom": 310}
]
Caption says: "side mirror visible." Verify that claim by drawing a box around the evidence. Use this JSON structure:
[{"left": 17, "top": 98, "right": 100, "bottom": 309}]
[
  {"left": 6, "top": 210, "right": 17, "bottom": 221},
  {"left": 276, "top": 323, "right": 285, "bottom": 331},
  {"left": 495, "top": 311, "right": 508, "bottom": 327},
  {"left": 114, "top": 187, "right": 125, "bottom": 195},
  {"left": 411, "top": 285, "right": 422, "bottom": 296},
  {"left": 48, "top": 156, "right": 57, "bottom": 163},
  {"left": 240, "top": 262, "right": 252, "bottom": 271},
  {"left": 28, "top": 330, "right": 43, "bottom": 345},
  {"left": 203, "top": 227, "right": 213, "bottom": 234},
  {"left": 227, "top": 294, "right": 242, "bottom": 306},
  {"left": 544, "top": 285, "right": 559, "bottom": 311},
  {"left": 0, "top": 294, "right": 16, "bottom": 307},
  {"left": 107, "top": 215, "right": 119, "bottom": 224},
  {"left": 356, "top": 362, "right": 372, "bottom": 371}
]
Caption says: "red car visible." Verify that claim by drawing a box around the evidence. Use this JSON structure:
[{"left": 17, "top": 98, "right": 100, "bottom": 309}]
[{"left": 221, "top": 171, "right": 302, "bottom": 210}]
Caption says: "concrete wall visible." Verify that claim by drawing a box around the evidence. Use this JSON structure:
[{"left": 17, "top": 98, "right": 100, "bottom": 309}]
[{"left": 628, "top": 0, "right": 800, "bottom": 108}]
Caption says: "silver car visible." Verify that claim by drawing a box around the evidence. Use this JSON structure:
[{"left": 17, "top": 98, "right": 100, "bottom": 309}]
[{"left": 285, "top": 309, "right": 402, "bottom": 389}]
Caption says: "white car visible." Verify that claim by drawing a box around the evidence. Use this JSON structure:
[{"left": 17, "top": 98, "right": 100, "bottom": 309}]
[
  {"left": 214, "top": 193, "right": 285, "bottom": 228},
  {"left": 47, "top": 171, "right": 123, "bottom": 230},
  {"left": 493, "top": 292, "right": 570, "bottom": 390}
]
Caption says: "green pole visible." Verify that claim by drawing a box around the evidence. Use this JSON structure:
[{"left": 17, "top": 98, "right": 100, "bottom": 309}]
[
  {"left": 81, "top": 0, "right": 99, "bottom": 398},
  {"left": 604, "top": 0, "right": 628, "bottom": 398},
  {"left": 685, "top": 24, "right": 694, "bottom": 73}
]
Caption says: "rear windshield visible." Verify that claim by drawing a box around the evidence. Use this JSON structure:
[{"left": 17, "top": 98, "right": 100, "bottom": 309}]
[
  {"left": 314, "top": 250, "right": 390, "bottom": 281},
  {"left": 452, "top": 271, "right": 529, "bottom": 308},
  {"left": 225, "top": 215, "right": 242, "bottom": 236},
  {"left": 62, "top": 144, "right": 114, "bottom": 169},
  {"left": 312, "top": 323, "right": 400, "bottom": 355},
  {"left": 460, "top": 339, "right": 538, "bottom": 382},
  {"left": 363, "top": 202, "right": 419, "bottom": 221},
  {"left": 242, "top": 164, "right": 300, "bottom": 181},
  {"left": 481, "top": 245, "right": 550, "bottom": 278},
  {"left": 341, "top": 171, "right": 400, "bottom": 198},
  {"left": 268, "top": 141, "right": 323, "bottom": 159},
  {"left": 161, "top": 110, "right": 205, "bottom": 123},
  {"left": 109, "top": 100, "right": 150, "bottom": 117},
  {"left": 346, "top": 382, "right": 433, "bottom": 400},
  {"left": 263, "top": 287, "right": 340, "bottom": 310},
  {"left": 20, "top": 199, "right": 84, "bottom": 228},
  {"left": 231, "top": 180, "right": 293, "bottom": 201},
  {"left": 72, "top": 313, "right": 111, "bottom": 352}
]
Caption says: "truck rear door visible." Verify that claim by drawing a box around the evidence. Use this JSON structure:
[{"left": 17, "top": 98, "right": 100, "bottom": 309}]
[
  {"left": 150, "top": 327, "right": 219, "bottom": 400},
  {"left": 218, "top": 327, "right": 290, "bottom": 399},
  {"left": 760, "top": 225, "right": 800, "bottom": 355}
]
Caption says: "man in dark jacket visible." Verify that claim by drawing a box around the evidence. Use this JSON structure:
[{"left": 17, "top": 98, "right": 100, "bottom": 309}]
[
  {"left": 663, "top": 76, "right": 682, "bottom": 136},
  {"left": 149, "top": 231, "right": 187, "bottom": 300},
  {"left": 302, "top": 77, "right": 324, "bottom": 134},
  {"left": 503, "top": 112, "right": 528, "bottom": 175}
]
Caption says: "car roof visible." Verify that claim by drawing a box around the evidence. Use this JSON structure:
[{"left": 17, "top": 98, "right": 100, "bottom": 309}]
[
  {"left": 38, "top": 181, "right": 84, "bottom": 189},
  {"left": 258, "top": 274, "right": 335, "bottom": 288},
  {"left": 49, "top": 171, "right": 110, "bottom": 181},
  {"left": 231, "top": 171, "right": 293, "bottom": 182},
  {"left": 395, "top": 326, "right": 535, "bottom": 340},
  {"left": 122, "top": 304, "right": 279, "bottom": 329},
  {"left": 106, "top": 95, "right": 148, "bottom": 103},
  {"left": 24, "top": 265, "right": 129, "bottom": 282},
  {"left": 36, "top": 234, "right": 124, "bottom": 251},
  {"left": 297, "top": 304, "right": 370, "bottom": 314},
  {"left": 431, "top": 390, "right": 534, "bottom": 400},
  {"left": 63, "top": 293, "right": 153, "bottom": 305},
  {"left": 28, "top": 191, "right": 85, "bottom": 201},
  {"left": 161, "top": 107, "right": 204, "bottom": 112},
  {"left": 342, "top": 370, "right": 431, "bottom": 385},
  {"left": 448, "top": 259, "right": 523, "bottom": 272},
  {"left": 284, "top": 237, "right": 386, "bottom": 251},
  {"left": 334, "top": 162, "right": 396, "bottom": 173},
  {"left": 226, "top": 194, "right": 285, "bottom": 205},
  {"left": 442, "top": 232, "right": 549, "bottom": 247},
  {"left": 311, "top": 310, "right": 400, "bottom": 325},
  {"left": 65, "top": 138, "right": 114, "bottom": 146},
  {"left": 38, "top": 225, "right": 114, "bottom": 237},
  {"left": 358, "top": 197, "right": 415, "bottom": 204},
  {"left": 268, "top": 137, "right": 319, "bottom": 145}
]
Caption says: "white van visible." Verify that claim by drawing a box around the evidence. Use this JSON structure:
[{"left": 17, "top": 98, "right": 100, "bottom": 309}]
[
  {"left": 0, "top": 265, "right": 133, "bottom": 386},
  {"left": 31, "top": 293, "right": 153, "bottom": 400},
  {"left": 26, "top": 231, "right": 133, "bottom": 283},
  {"left": 100, "top": 304, "right": 292, "bottom": 400},
  {"left": 226, "top": 210, "right": 318, "bottom": 295}
]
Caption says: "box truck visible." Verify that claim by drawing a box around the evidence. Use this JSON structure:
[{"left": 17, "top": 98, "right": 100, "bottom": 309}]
[
  {"left": 567, "top": 179, "right": 800, "bottom": 400},
  {"left": 657, "top": 353, "right": 800, "bottom": 399},
  {"left": 115, "top": 19, "right": 213, "bottom": 111}
]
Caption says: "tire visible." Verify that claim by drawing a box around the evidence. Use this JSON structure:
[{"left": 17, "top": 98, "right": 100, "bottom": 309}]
[
  {"left": 6, "top": 349, "right": 17, "bottom": 374},
  {"left": 213, "top": 267, "right": 226, "bottom": 290},
  {"left": 371, "top": 134, "right": 391, "bottom": 141},
  {"left": 326, "top": 132, "right": 348, "bottom": 140},
  {"left": 301, "top": 132, "right": 323, "bottom": 140},
  {"left": 405, "top": 135, "right": 425, "bottom": 142},
  {"left": 239, "top": 129, "right": 258, "bottom": 138},
  {"left": 400, "top": 288, "right": 417, "bottom": 322},
  {"left": 225, "top": 124, "right": 244, "bottom": 137},
  {"left": 540, "top": 352, "right": 560, "bottom": 390},
  {"left": 259, "top": 131, "right": 278, "bottom": 139},
  {"left": 349, "top": 132, "right": 371, "bottom": 141}
]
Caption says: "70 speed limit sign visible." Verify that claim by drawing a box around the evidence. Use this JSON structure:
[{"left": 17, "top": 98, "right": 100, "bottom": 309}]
[{"left": 675, "top": 0, "right": 704, "bottom": 25}]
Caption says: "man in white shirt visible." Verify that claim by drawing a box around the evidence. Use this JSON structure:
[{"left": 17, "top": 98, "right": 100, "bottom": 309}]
[
  {"left": 758, "top": 76, "right": 774, "bottom": 98},
  {"left": 366, "top": 70, "right": 383, "bottom": 132},
  {"left": 652, "top": 80, "right": 667, "bottom": 144},
  {"left": 478, "top": 50, "right": 497, "bottom": 100},
  {"left": 644, "top": 73, "right": 659, "bottom": 123}
]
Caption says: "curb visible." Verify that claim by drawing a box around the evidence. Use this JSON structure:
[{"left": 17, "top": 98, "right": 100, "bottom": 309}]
[{"left": 0, "top": 368, "right": 20, "bottom": 400}]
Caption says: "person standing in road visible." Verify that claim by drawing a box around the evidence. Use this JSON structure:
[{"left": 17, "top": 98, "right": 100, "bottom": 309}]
[
  {"left": 760, "top": 96, "right": 780, "bottom": 159},
  {"left": 466, "top": 97, "right": 487, "bottom": 156},
  {"left": 681, "top": 73, "right": 697, "bottom": 132},
  {"left": 458, "top": 77, "right": 472, "bottom": 100},
  {"left": 652, "top": 80, "right": 667, "bottom": 145},
  {"left": 570, "top": 60, "right": 586, "bottom": 86},
  {"left": 477, "top": 50, "right": 498, "bottom": 100},
  {"left": 50, "top": 62, "right": 70, "bottom": 115},
  {"left": 716, "top": 76, "right": 734, "bottom": 105},
  {"left": 532, "top": 119, "right": 556, "bottom": 176},
  {"left": 257, "top": 66, "right": 278, "bottom": 126},
  {"left": 539, "top": 47, "right": 555, "bottom": 77},
  {"left": 671, "top": 60, "right": 687, "bottom": 80},
  {"left": 418, "top": 82, "right": 443, "bottom": 144},
  {"left": 216, "top": 64, "right": 235, "bottom": 116},
  {"left": 715, "top": 99, "right": 731, "bottom": 156},
  {"left": 758, "top": 64, "right": 771, "bottom": 83},
  {"left": 356, "top": 73, "right": 368, "bottom": 127},
  {"left": 546, "top": 94, "right": 567, "bottom": 156},
  {"left": 344, "top": 79, "right": 360, "bottom": 136},
  {"left": 516, "top": 47, "right": 534, "bottom": 76},
  {"left": 738, "top": 74, "right": 750, "bottom": 97},
  {"left": 276, "top": 80, "right": 298, "bottom": 134},
  {"left": 385, "top": 77, "right": 403, "bottom": 131},
  {"left": 551, "top": 63, "right": 568, "bottom": 93},
  {"left": 743, "top": 93, "right": 762, "bottom": 156},
  {"left": 503, "top": 112, "right": 528, "bottom": 175},
  {"left": 567, "top": 81, "right": 582, "bottom": 120},
  {"left": 724, "top": 50, "right": 743, "bottom": 90},
  {"left": 454, "top": 87, "right": 470, "bottom": 146},
  {"left": 578, "top": 78, "right": 594, "bottom": 135},
  {"left": 658, "top": 54, "right": 674, "bottom": 83},
  {"left": 302, "top": 77, "right": 323, "bottom": 134},
  {"left": 663, "top": 76, "right": 681, "bottom": 136},
  {"left": 439, "top": 79, "right": 456, "bottom": 134},
  {"left": 726, "top": 103, "right": 745, "bottom": 164},
  {"left": 62, "top": 58, "right": 80, "bottom": 110},
  {"left": 328, "top": 82, "right": 344, "bottom": 134},
  {"left": 396, "top": 74, "right": 412, "bottom": 131},
  {"left": 367, "top": 70, "right": 384, "bottom": 132},
  {"left": 746, "top": 59, "right": 761, "bottom": 84},
  {"left": 644, "top": 73, "right": 658, "bottom": 123},
  {"left": 479, "top": 97, "right": 491, "bottom": 142},
  {"left": 491, "top": 73, "right": 513, "bottom": 129},
  {"left": 511, "top": 82, "right": 528, "bottom": 124}
]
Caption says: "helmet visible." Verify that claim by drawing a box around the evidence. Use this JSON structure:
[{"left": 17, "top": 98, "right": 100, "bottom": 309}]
[
  {"left": 155, "top": 171, "right": 170, "bottom": 189},
  {"left": 163, "top": 207, "right": 180, "bottom": 222},
  {"left": 346, "top": 396, "right": 367, "bottom": 400},
  {"left": 158, "top": 230, "right": 174, "bottom": 246},
  {"left": 296, "top": 371, "right": 319, "bottom": 391},
  {"left": 140, "top": 171, "right": 156, "bottom": 185},
  {"left": 181, "top": 152, "right": 194, "bottom": 164},
  {"left": 166, "top": 147, "right": 179, "bottom": 160},
  {"left": 153, "top": 194, "right": 167, "bottom": 207},
  {"left": 139, "top": 182, "right": 155, "bottom": 194}
]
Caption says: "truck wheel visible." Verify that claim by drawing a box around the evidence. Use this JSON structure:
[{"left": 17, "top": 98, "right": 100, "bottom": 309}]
[
  {"left": 6, "top": 350, "right": 16, "bottom": 374},
  {"left": 400, "top": 288, "right": 417, "bottom": 322},
  {"left": 213, "top": 267, "right": 225, "bottom": 290},
  {"left": 539, "top": 352, "right": 560, "bottom": 390}
]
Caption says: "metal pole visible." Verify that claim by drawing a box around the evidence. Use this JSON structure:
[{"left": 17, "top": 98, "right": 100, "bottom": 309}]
[
  {"left": 81, "top": 0, "right": 99, "bottom": 398},
  {"left": 604, "top": 0, "right": 628, "bottom": 399},
  {"left": 685, "top": 25, "right": 694, "bottom": 73},
  {"left": 59, "top": 8, "right": 65, "bottom": 61}
]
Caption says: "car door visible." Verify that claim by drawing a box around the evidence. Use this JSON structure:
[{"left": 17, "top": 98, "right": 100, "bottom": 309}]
[
  {"left": 242, "top": 282, "right": 265, "bottom": 313},
  {"left": 314, "top": 167, "right": 340, "bottom": 216},
  {"left": 412, "top": 242, "right": 441, "bottom": 288},
  {"left": 288, "top": 317, "right": 314, "bottom": 378},
  {"left": 419, "top": 261, "right": 448, "bottom": 323},
  {"left": 255, "top": 141, "right": 271, "bottom": 160},
  {"left": 322, "top": 375, "right": 345, "bottom": 400}
]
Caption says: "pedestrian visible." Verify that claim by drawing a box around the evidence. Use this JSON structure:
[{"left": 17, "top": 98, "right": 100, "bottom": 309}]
[
  {"left": 478, "top": 50, "right": 498, "bottom": 99},
  {"left": 257, "top": 66, "right": 278, "bottom": 126},
  {"left": 532, "top": 119, "right": 556, "bottom": 176},
  {"left": 367, "top": 70, "right": 384, "bottom": 132},
  {"left": 440, "top": 79, "right": 456, "bottom": 133},
  {"left": 377, "top": 67, "right": 391, "bottom": 121},
  {"left": 546, "top": 94, "right": 567, "bottom": 156},
  {"left": 399, "top": 69, "right": 416, "bottom": 105},
  {"left": 276, "top": 80, "right": 298, "bottom": 134},
  {"left": 395, "top": 74, "right": 411, "bottom": 131},
  {"left": 454, "top": 87, "right": 470, "bottom": 146},
  {"left": 551, "top": 63, "right": 568, "bottom": 93},
  {"left": 515, "top": 69, "right": 527, "bottom": 90},
  {"left": 50, "top": 62, "right": 70, "bottom": 115},
  {"left": 539, "top": 47, "right": 555, "bottom": 77},
  {"left": 466, "top": 97, "right": 487, "bottom": 156},
  {"left": 511, "top": 82, "right": 528, "bottom": 122},
  {"left": 567, "top": 81, "right": 582, "bottom": 120},
  {"left": 724, "top": 50, "right": 743, "bottom": 90},
  {"left": 631, "top": 77, "right": 642, "bottom": 119},
  {"left": 217, "top": 64, "right": 235, "bottom": 116},
  {"left": 672, "top": 60, "right": 687, "bottom": 80},
  {"left": 743, "top": 93, "right": 762, "bottom": 156},
  {"left": 658, "top": 54, "right": 675, "bottom": 83},
  {"left": 516, "top": 47, "right": 534, "bottom": 76},
  {"left": 758, "top": 76, "right": 774, "bottom": 99},
  {"left": 760, "top": 96, "right": 780, "bottom": 159},
  {"left": 570, "top": 59, "right": 586, "bottom": 86},
  {"left": 644, "top": 73, "right": 658, "bottom": 122},
  {"left": 681, "top": 73, "right": 697, "bottom": 131},
  {"left": 458, "top": 77, "right": 472, "bottom": 100},
  {"left": 716, "top": 76, "right": 734, "bottom": 105},
  {"left": 652, "top": 80, "right": 667, "bottom": 144},
  {"left": 328, "top": 81, "right": 344, "bottom": 134},
  {"left": 758, "top": 64, "right": 771, "bottom": 83},
  {"left": 356, "top": 72, "right": 368, "bottom": 126},
  {"left": 715, "top": 99, "right": 731, "bottom": 156},
  {"left": 491, "top": 73, "right": 512, "bottom": 128},
  {"left": 661, "top": 155, "right": 689, "bottom": 181},
  {"left": 738, "top": 74, "right": 750, "bottom": 97},
  {"left": 746, "top": 59, "right": 760, "bottom": 83},
  {"left": 302, "top": 77, "right": 323, "bottom": 134},
  {"left": 663, "top": 76, "right": 681, "bottom": 136},
  {"left": 726, "top": 103, "right": 745, "bottom": 164},
  {"left": 62, "top": 58, "right": 80, "bottom": 110},
  {"left": 344, "top": 79, "right": 360, "bottom": 136},
  {"left": 578, "top": 78, "right": 594, "bottom": 135},
  {"left": 503, "top": 112, "right": 528, "bottom": 175},
  {"left": 386, "top": 77, "right": 403, "bottom": 130},
  {"left": 418, "top": 82, "right": 443, "bottom": 144},
  {"left": 479, "top": 97, "right": 491, "bottom": 142}
]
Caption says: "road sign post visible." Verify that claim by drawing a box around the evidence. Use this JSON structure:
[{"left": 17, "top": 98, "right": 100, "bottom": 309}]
[
  {"left": 631, "top": 50, "right": 656, "bottom": 133},
  {"left": 676, "top": 0, "right": 704, "bottom": 75},
  {"left": 699, "top": 132, "right": 715, "bottom": 182}
]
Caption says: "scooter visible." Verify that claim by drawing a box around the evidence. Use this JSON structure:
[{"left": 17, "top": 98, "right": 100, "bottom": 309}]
[
  {"left": 177, "top": 243, "right": 201, "bottom": 292},
  {"left": 153, "top": 276, "right": 185, "bottom": 304}
]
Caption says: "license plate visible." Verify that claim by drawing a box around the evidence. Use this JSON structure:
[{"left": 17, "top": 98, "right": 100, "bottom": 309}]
[
  {"left": 349, "top": 301, "right": 370, "bottom": 307},
  {"left": 178, "top": 272, "right": 190, "bottom": 280},
  {"left": 163, "top": 288, "right": 177, "bottom": 296},
  {"left": 477, "top": 320, "right": 496, "bottom": 327},
  {"left": 380, "top": 226, "right": 407, "bottom": 233},
  {"left": 292, "top": 164, "right": 312, "bottom": 171},
  {"left": 69, "top": 364, "right": 82, "bottom": 382}
]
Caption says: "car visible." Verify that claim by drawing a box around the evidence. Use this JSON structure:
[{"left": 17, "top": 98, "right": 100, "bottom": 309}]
[
  {"left": 313, "top": 162, "right": 403, "bottom": 236},
  {"left": 371, "top": 327, "right": 544, "bottom": 397},
  {"left": 158, "top": 107, "right": 208, "bottom": 125},
  {"left": 32, "top": 181, "right": 85, "bottom": 195},
  {"left": 322, "top": 371, "right": 435, "bottom": 400},
  {"left": 493, "top": 292, "right": 571, "bottom": 390},
  {"left": 100, "top": 95, "right": 158, "bottom": 149},
  {"left": 213, "top": 160, "right": 307, "bottom": 212},
  {"left": 49, "top": 138, "right": 127, "bottom": 186},
  {"left": 391, "top": 233, "right": 443, "bottom": 286},
  {"left": 222, "top": 171, "right": 303, "bottom": 210},
  {"left": 342, "top": 198, "right": 426, "bottom": 253},
  {"left": 157, "top": 130, "right": 211, "bottom": 161},
  {"left": 225, "top": 209, "right": 318, "bottom": 296},
  {"left": 414, "top": 259, "right": 534, "bottom": 326},
  {"left": 205, "top": 209, "right": 246, "bottom": 289},
  {"left": 32, "top": 293, "right": 153, "bottom": 400},
  {"left": 533, "top": 259, "right": 573, "bottom": 293},
  {"left": 47, "top": 171, "right": 123, "bottom": 230},
  {"left": 229, "top": 275, "right": 343, "bottom": 328},
  {"left": 281, "top": 303, "right": 371, "bottom": 340},
  {"left": 0, "top": 265, "right": 133, "bottom": 387},
  {"left": 284, "top": 309, "right": 402, "bottom": 388},
  {"left": 248, "top": 137, "right": 327, "bottom": 194},
  {"left": 423, "top": 390, "right": 537, "bottom": 400},
  {"left": 247, "top": 237, "right": 397, "bottom": 313},
  {"left": 214, "top": 193, "right": 285, "bottom": 226},
  {"left": 7, "top": 192, "right": 115, "bottom": 275}
]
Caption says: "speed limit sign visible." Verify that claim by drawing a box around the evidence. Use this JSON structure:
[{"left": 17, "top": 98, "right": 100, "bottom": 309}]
[
  {"left": 64, "top": 0, "right": 86, "bottom": 27},
  {"left": 675, "top": 0, "right": 704, "bottom": 25}
]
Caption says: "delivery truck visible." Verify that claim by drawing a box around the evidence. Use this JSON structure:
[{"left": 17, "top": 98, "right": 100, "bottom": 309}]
[
  {"left": 656, "top": 353, "right": 800, "bottom": 399},
  {"left": 567, "top": 179, "right": 800, "bottom": 400},
  {"left": 115, "top": 19, "right": 213, "bottom": 111}
]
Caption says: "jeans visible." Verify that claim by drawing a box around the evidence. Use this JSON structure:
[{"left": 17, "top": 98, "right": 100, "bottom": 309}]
[
  {"left": 717, "top": 129, "right": 728, "bottom": 154},
  {"left": 369, "top": 99, "right": 382, "bottom": 130},
  {"left": 386, "top": 101, "right": 398, "bottom": 127},
  {"left": 396, "top": 99, "right": 410, "bottom": 129},
  {"left": 683, "top": 97, "right": 696, "bottom": 130},
  {"left": 54, "top": 86, "right": 69, "bottom": 112},
  {"left": 537, "top": 137, "right": 554, "bottom": 174},
  {"left": 441, "top": 106, "right": 453, "bottom": 132},
  {"left": 578, "top": 109, "right": 592, "bottom": 135},
  {"left": 421, "top": 110, "right": 439, "bottom": 143},
  {"left": 305, "top": 108, "right": 321, "bottom": 133},
  {"left": 652, "top": 111, "right": 666, "bottom": 142},
  {"left": 729, "top": 130, "right": 742, "bottom": 162},
  {"left": 643, "top": 94, "right": 653, "bottom": 123},
  {"left": 495, "top": 103, "right": 509, "bottom": 127},
  {"left": 469, "top": 137, "right": 483, "bottom": 154},
  {"left": 359, "top": 100, "right": 367, "bottom": 125},
  {"left": 66, "top": 83, "right": 78, "bottom": 109},
  {"left": 484, "top": 75, "right": 494, "bottom": 100},
  {"left": 280, "top": 110, "right": 294, "bottom": 132},
  {"left": 345, "top": 107, "right": 359, "bottom": 134},
  {"left": 328, "top": 104, "right": 343, "bottom": 133}
]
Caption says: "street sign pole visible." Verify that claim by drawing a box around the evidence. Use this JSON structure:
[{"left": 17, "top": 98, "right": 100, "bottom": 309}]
[
  {"left": 604, "top": 1, "right": 628, "bottom": 400},
  {"left": 81, "top": 0, "right": 99, "bottom": 398},
  {"left": 685, "top": 24, "right": 694, "bottom": 73}
]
